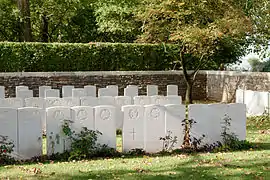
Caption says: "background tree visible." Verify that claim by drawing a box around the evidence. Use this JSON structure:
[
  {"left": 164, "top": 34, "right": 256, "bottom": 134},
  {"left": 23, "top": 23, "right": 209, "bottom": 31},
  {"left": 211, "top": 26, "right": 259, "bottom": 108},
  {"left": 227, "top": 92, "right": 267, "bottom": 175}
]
[
  {"left": 93, "top": 0, "right": 142, "bottom": 42},
  {"left": 137, "top": 0, "right": 252, "bottom": 104},
  {"left": 0, "top": 0, "right": 20, "bottom": 41}
]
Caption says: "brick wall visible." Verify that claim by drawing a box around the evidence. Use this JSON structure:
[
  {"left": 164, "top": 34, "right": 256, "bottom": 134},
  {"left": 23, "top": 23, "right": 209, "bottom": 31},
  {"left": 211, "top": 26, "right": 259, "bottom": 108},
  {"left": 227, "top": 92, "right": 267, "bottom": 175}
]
[
  {"left": 2, "top": 71, "right": 268, "bottom": 102},
  {"left": 0, "top": 71, "right": 207, "bottom": 100}
]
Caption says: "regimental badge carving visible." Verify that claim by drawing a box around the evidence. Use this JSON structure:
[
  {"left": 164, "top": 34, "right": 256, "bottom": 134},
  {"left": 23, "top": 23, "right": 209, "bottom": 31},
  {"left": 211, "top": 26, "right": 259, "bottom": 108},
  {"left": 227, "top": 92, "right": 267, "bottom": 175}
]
[
  {"left": 100, "top": 109, "right": 111, "bottom": 120},
  {"left": 129, "top": 109, "right": 138, "bottom": 119},
  {"left": 150, "top": 107, "right": 160, "bottom": 118},
  {"left": 77, "top": 109, "right": 88, "bottom": 121},
  {"left": 139, "top": 98, "right": 145, "bottom": 105},
  {"left": 54, "top": 110, "right": 65, "bottom": 121},
  {"left": 33, "top": 110, "right": 40, "bottom": 116},
  {"left": 155, "top": 97, "right": 161, "bottom": 104}
]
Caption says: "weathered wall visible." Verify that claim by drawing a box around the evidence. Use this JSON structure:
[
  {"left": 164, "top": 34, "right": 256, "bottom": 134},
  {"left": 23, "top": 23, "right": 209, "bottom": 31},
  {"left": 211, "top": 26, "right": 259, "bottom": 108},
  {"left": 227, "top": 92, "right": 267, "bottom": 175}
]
[
  {"left": 206, "top": 71, "right": 270, "bottom": 102},
  {"left": 2, "top": 70, "right": 269, "bottom": 102},
  {"left": 0, "top": 71, "right": 207, "bottom": 100}
]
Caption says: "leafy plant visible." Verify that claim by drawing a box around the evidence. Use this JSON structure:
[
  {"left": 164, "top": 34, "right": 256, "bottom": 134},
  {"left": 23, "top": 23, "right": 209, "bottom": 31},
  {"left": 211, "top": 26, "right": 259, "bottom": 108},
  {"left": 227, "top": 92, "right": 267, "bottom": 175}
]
[
  {"left": 215, "top": 114, "right": 253, "bottom": 152},
  {"left": 0, "top": 135, "right": 15, "bottom": 165},
  {"left": 0, "top": 42, "right": 179, "bottom": 72},
  {"left": 160, "top": 131, "right": 177, "bottom": 152},
  {"left": 60, "top": 121, "right": 120, "bottom": 160}
]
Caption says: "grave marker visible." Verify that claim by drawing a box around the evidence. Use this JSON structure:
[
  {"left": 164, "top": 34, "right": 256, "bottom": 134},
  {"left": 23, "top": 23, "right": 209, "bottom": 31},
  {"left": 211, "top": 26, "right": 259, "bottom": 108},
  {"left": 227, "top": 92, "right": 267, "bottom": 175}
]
[
  {"left": 17, "top": 107, "right": 43, "bottom": 159},
  {"left": 167, "top": 85, "right": 178, "bottom": 96},
  {"left": 71, "top": 106, "right": 94, "bottom": 133},
  {"left": 72, "top": 88, "right": 86, "bottom": 98},
  {"left": 144, "top": 105, "right": 166, "bottom": 153},
  {"left": 0, "top": 86, "right": 5, "bottom": 98},
  {"left": 80, "top": 96, "right": 99, "bottom": 106},
  {"left": 147, "top": 85, "right": 158, "bottom": 96},
  {"left": 122, "top": 105, "right": 144, "bottom": 152},
  {"left": 46, "top": 107, "right": 71, "bottom": 156},
  {"left": 165, "top": 104, "right": 185, "bottom": 149},
  {"left": 62, "top": 86, "right": 74, "bottom": 97},
  {"left": 84, "top": 85, "right": 96, "bottom": 97},
  {"left": 94, "top": 105, "right": 116, "bottom": 148},
  {"left": 0, "top": 108, "right": 18, "bottom": 157},
  {"left": 39, "top": 86, "right": 51, "bottom": 98},
  {"left": 45, "top": 89, "right": 60, "bottom": 98},
  {"left": 0, "top": 98, "right": 23, "bottom": 108},
  {"left": 134, "top": 96, "right": 151, "bottom": 105},
  {"left": 115, "top": 96, "right": 132, "bottom": 129}
]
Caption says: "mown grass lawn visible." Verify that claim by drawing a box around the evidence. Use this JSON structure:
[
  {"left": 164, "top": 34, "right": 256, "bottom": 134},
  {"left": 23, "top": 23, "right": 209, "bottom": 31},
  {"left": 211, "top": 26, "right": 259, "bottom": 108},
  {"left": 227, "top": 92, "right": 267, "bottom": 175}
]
[{"left": 0, "top": 116, "right": 269, "bottom": 180}]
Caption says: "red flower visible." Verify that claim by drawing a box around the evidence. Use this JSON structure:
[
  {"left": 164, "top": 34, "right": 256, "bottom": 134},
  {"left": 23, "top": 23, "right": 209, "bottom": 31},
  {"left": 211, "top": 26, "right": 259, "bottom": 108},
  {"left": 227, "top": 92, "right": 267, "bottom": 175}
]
[{"left": 3, "top": 149, "right": 7, "bottom": 153}]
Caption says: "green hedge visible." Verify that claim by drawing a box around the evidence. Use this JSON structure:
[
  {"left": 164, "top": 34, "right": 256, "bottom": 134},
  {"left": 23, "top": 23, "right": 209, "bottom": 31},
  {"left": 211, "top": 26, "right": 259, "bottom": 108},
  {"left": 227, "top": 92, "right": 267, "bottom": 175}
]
[{"left": 0, "top": 42, "right": 179, "bottom": 72}]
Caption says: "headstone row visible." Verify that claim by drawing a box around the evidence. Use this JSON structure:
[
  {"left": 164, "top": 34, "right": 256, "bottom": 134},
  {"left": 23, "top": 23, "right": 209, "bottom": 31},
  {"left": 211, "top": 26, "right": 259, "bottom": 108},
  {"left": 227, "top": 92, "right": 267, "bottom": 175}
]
[
  {"left": 0, "top": 103, "right": 246, "bottom": 159},
  {"left": 0, "top": 85, "right": 179, "bottom": 99},
  {"left": 0, "top": 96, "right": 182, "bottom": 108}
]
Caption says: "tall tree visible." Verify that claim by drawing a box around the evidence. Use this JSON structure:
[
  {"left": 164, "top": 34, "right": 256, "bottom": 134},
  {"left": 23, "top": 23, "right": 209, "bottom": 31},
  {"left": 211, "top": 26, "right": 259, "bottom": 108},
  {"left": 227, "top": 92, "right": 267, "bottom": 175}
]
[
  {"left": 17, "top": 0, "right": 33, "bottom": 41},
  {"left": 137, "top": 0, "right": 252, "bottom": 104}
]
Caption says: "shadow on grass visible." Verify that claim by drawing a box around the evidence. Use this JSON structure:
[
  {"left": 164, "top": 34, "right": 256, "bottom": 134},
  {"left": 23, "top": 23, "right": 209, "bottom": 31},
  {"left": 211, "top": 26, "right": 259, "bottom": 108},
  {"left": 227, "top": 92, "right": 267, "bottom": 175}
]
[{"left": 27, "top": 157, "right": 269, "bottom": 180}]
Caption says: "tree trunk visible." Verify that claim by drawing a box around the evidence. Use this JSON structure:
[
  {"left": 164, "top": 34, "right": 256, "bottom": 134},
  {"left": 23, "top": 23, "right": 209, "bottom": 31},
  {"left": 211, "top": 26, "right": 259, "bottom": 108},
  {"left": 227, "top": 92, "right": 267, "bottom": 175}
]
[
  {"left": 185, "top": 81, "right": 193, "bottom": 104},
  {"left": 17, "top": 0, "right": 33, "bottom": 42},
  {"left": 41, "top": 15, "right": 49, "bottom": 42}
]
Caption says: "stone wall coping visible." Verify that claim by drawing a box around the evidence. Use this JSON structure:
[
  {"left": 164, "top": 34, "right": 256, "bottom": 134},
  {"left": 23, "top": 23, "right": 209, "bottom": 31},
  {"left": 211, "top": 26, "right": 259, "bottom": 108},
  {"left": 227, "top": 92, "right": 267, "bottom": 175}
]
[
  {"left": 1, "top": 70, "right": 270, "bottom": 77},
  {"left": 0, "top": 71, "right": 192, "bottom": 77}
]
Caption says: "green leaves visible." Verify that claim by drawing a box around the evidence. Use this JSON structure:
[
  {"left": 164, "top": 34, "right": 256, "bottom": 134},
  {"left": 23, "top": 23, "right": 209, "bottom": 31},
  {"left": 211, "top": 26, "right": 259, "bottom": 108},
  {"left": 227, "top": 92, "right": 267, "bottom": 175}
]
[{"left": 0, "top": 42, "right": 180, "bottom": 72}]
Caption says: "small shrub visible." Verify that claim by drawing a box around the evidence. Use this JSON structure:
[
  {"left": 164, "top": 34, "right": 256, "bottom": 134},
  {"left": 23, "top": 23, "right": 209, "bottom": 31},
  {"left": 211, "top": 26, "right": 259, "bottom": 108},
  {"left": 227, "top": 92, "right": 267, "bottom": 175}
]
[
  {"left": 61, "top": 121, "right": 120, "bottom": 160},
  {"left": 160, "top": 131, "right": 177, "bottom": 152},
  {"left": 0, "top": 135, "right": 15, "bottom": 165}
]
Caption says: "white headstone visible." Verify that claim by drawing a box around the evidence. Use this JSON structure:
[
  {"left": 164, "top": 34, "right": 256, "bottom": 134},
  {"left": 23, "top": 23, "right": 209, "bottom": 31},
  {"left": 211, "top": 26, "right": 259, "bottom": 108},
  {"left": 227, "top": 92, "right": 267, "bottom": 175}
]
[
  {"left": 188, "top": 104, "right": 226, "bottom": 145},
  {"left": 45, "top": 89, "right": 60, "bottom": 98},
  {"left": 62, "top": 86, "right": 74, "bottom": 97},
  {"left": 71, "top": 106, "right": 95, "bottom": 133},
  {"left": 165, "top": 95, "right": 182, "bottom": 104},
  {"left": 98, "top": 88, "right": 115, "bottom": 97},
  {"left": 25, "top": 97, "right": 46, "bottom": 130},
  {"left": 106, "top": 85, "right": 118, "bottom": 96},
  {"left": 207, "top": 104, "right": 227, "bottom": 144},
  {"left": 165, "top": 104, "right": 185, "bottom": 149},
  {"left": 0, "top": 86, "right": 5, "bottom": 98},
  {"left": 188, "top": 104, "right": 209, "bottom": 145},
  {"left": 16, "top": 86, "right": 28, "bottom": 96},
  {"left": 72, "top": 88, "right": 86, "bottom": 98},
  {"left": 98, "top": 96, "right": 115, "bottom": 106},
  {"left": 245, "top": 91, "right": 267, "bottom": 116},
  {"left": 17, "top": 107, "right": 43, "bottom": 160},
  {"left": 45, "top": 98, "right": 62, "bottom": 108},
  {"left": 0, "top": 98, "right": 23, "bottom": 108},
  {"left": 167, "top": 85, "right": 178, "bottom": 96},
  {"left": 84, "top": 85, "right": 96, "bottom": 97},
  {"left": 115, "top": 96, "right": 132, "bottom": 129},
  {"left": 46, "top": 107, "right": 71, "bottom": 156},
  {"left": 94, "top": 105, "right": 116, "bottom": 148},
  {"left": 227, "top": 103, "right": 246, "bottom": 140},
  {"left": 62, "top": 97, "right": 80, "bottom": 107},
  {"left": 144, "top": 105, "right": 166, "bottom": 153},
  {"left": 122, "top": 105, "right": 144, "bottom": 152},
  {"left": 80, "top": 96, "right": 99, "bottom": 106},
  {"left": 16, "top": 89, "right": 33, "bottom": 100},
  {"left": 0, "top": 108, "right": 18, "bottom": 156},
  {"left": 39, "top": 86, "right": 51, "bottom": 98},
  {"left": 147, "top": 85, "right": 158, "bottom": 96},
  {"left": 150, "top": 96, "right": 168, "bottom": 105},
  {"left": 124, "top": 86, "right": 138, "bottom": 102},
  {"left": 235, "top": 89, "right": 244, "bottom": 104},
  {"left": 45, "top": 97, "right": 79, "bottom": 108},
  {"left": 134, "top": 96, "right": 151, "bottom": 105}
]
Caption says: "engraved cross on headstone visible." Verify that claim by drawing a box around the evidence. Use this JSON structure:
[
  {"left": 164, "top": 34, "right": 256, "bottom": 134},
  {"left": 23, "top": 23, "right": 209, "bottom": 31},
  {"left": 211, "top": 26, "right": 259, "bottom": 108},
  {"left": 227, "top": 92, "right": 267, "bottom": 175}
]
[{"left": 130, "top": 128, "right": 136, "bottom": 140}]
